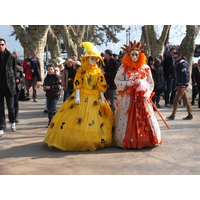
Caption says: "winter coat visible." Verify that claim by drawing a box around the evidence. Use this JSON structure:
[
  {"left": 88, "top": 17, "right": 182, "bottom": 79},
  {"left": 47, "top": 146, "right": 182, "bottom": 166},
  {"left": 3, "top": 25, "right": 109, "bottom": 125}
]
[
  {"left": 175, "top": 59, "right": 189, "bottom": 87},
  {"left": 163, "top": 53, "right": 175, "bottom": 78},
  {"left": 154, "top": 63, "right": 164, "bottom": 90},
  {"left": 191, "top": 65, "right": 200, "bottom": 86},
  {"left": 103, "top": 57, "right": 119, "bottom": 89},
  {"left": 0, "top": 49, "right": 17, "bottom": 96},
  {"left": 22, "top": 57, "right": 42, "bottom": 81},
  {"left": 61, "top": 66, "right": 75, "bottom": 90},
  {"left": 43, "top": 74, "right": 62, "bottom": 100},
  {"left": 149, "top": 65, "right": 157, "bottom": 92},
  {"left": 16, "top": 65, "right": 24, "bottom": 92}
]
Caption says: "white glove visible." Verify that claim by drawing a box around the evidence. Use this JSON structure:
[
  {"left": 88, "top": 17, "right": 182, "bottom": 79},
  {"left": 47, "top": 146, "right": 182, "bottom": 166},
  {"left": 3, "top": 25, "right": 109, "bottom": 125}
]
[
  {"left": 126, "top": 81, "right": 134, "bottom": 86},
  {"left": 135, "top": 79, "right": 141, "bottom": 84},
  {"left": 74, "top": 89, "right": 80, "bottom": 104},
  {"left": 100, "top": 92, "right": 105, "bottom": 104}
]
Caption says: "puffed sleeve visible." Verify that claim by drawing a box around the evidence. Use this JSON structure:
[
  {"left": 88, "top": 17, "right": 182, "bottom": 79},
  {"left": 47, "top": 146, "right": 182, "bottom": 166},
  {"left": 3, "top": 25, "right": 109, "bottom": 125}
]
[
  {"left": 74, "top": 67, "right": 84, "bottom": 90},
  {"left": 96, "top": 68, "right": 107, "bottom": 93},
  {"left": 114, "top": 65, "right": 127, "bottom": 92}
]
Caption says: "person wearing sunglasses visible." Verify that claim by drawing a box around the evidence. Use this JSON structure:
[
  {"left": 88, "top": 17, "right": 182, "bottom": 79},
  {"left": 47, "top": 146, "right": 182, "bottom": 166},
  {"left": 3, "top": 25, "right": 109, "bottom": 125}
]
[
  {"left": 166, "top": 52, "right": 192, "bottom": 120},
  {"left": 0, "top": 38, "right": 17, "bottom": 137}
]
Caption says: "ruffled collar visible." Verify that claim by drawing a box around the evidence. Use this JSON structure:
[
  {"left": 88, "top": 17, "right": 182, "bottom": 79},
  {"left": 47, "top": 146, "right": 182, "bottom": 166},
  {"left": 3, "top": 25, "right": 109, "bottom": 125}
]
[{"left": 122, "top": 53, "right": 147, "bottom": 70}]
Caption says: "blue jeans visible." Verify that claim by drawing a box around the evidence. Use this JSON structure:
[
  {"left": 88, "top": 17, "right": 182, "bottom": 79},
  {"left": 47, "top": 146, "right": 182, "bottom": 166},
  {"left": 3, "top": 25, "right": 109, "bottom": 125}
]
[
  {"left": 47, "top": 99, "right": 58, "bottom": 122},
  {"left": 164, "top": 77, "right": 174, "bottom": 105},
  {"left": 0, "top": 92, "right": 15, "bottom": 130},
  {"left": 105, "top": 89, "right": 116, "bottom": 113}
]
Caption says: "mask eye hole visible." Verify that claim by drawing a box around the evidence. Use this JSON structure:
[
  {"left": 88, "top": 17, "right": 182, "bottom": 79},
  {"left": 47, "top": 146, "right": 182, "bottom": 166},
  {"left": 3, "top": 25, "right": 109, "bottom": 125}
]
[
  {"left": 90, "top": 57, "right": 96, "bottom": 61},
  {"left": 130, "top": 50, "right": 139, "bottom": 57},
  {"left": 89, "top": 57, "right": 97, "bottom": 65}
]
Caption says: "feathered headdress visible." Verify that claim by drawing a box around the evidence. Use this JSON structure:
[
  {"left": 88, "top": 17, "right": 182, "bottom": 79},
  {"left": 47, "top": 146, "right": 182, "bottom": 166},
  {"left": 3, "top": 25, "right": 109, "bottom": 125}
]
[
  {"left": 121, "top": 40, "right": 147, "bottom": 54},
  {"left": 121, "top": 40, "right": 147, "bottom": 69}
]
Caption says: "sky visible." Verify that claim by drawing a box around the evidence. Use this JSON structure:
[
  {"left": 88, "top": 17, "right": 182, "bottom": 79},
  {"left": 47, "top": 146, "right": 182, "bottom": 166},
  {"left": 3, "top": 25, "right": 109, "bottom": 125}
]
[
  {"left": 0, "top": 25, "right": 24, "bottom": 55},
  {"left": 0, "top": 25, "right": 194, "bottom": 59}
]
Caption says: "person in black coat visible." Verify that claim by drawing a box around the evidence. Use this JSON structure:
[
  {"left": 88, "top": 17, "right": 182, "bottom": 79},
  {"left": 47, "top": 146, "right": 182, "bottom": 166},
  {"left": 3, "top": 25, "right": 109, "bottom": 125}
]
[
  {"left": 191, "top": 59, "right": 200, "bottom": 107},
  {"left": 14, "top": 65, "right": 24, "bottom": 123},
  {"left": 103, "top": 49, "right": 119, "bottom": 113},
  {"left": 163, "top": 48, "right": 176, "bottom": 107},
  {"left": 43, "top": 64, "right": 62, "bottom": 126},
  {"left": 12, "top": 51, "right": 24, "bottom": 123},
  {"left": 0, "top": 38, "right": 17, "bottom": 136}
]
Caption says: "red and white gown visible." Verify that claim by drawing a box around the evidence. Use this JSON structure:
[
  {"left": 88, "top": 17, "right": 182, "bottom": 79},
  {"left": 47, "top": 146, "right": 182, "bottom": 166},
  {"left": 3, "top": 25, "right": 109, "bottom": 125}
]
[{"left": 114, "top": 64, "right": 162, "bottom": 149}]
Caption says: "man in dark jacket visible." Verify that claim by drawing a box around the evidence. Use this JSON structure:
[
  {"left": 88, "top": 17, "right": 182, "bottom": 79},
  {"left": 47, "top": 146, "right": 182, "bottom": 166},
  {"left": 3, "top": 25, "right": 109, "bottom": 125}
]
[
  {"left": 167, "top": 52, "right": 192, "bottom": 120},
  {"left": 191, "top": 59, "right": 200, "bottom": 107},
  {"left": 0, "top": 38, "right": 17, "bottom": 136},
  {"left": 23, "top": 51, "right": 42, "bottom": 102},
  {"left": 103, "top": 49, "right": 119, "bottom": 113},
  {"left": 163, "top": 48, "right": 176, "bottom": 107}
]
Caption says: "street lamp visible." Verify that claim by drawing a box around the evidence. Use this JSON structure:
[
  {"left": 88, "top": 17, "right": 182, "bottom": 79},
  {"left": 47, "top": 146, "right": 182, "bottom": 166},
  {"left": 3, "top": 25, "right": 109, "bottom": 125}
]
[{"left": 126, "top": 26, "right": 131, "bottom": 45}]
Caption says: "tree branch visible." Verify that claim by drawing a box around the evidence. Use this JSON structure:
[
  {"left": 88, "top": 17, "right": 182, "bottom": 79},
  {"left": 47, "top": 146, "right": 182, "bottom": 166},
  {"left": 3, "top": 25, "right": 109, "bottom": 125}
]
[{"left": 158, "top": 25, "right": 171, "bottom": 43}]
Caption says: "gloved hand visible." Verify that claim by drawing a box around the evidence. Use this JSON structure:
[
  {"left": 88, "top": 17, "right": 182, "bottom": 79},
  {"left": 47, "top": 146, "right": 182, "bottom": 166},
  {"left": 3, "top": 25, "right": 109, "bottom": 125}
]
[
  {"left": 74, "top": 89, "right": 80, "bottom": 104},
  {"left": 126, "top": 81, "right": 134, "bottom": 86},
  {"left": 135, "top": 79, "right": 141, "bottom": 84},
  {"left": 100, "top": 92, "right": 105, "bottom": 104}
]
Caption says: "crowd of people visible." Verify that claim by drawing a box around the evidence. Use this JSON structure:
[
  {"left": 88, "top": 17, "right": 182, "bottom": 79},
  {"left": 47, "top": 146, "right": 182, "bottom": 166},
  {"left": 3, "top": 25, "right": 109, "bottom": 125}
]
[{"left": 0, "top": 38, "right": 198, "bottom": 151}]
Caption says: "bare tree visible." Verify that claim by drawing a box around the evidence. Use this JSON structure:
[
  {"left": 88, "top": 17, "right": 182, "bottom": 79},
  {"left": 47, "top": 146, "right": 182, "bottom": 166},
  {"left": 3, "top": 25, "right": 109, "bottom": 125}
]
[
  {"left": 46, "top": 26, "right": 61, "bottom": 59},
  {"left": 12, "top": 25, "right": 50, "bottom": 79},
  {"left": 180, "top": 25, "right": 200, "bottom": 72},
  {"left": 54, "top": 25, "right": 86, "bottom": 58},
  {"left": 141, "top": 25, "right": 171, "bottom": 57},
  {"left": 54, "top": 25, "right": 125, "bottom": 58}
]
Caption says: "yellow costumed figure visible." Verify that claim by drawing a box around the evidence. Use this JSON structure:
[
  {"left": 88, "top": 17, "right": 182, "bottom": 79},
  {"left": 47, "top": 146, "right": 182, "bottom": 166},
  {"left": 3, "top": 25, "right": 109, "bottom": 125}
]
[{"left": 44, "top": 42, "right": 113, "bottom": 151}]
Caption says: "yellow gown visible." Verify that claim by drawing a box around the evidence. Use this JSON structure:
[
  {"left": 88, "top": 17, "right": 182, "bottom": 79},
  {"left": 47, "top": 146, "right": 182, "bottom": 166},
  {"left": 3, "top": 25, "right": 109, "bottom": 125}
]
[{"left": 44, "top": 64, "right": 113, "bottom": 151}]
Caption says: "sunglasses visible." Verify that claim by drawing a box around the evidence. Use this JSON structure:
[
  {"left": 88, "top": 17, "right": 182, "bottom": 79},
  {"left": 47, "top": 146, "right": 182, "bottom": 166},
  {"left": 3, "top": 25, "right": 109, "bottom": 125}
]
[
  {"left": 174, "top": 57, "right": 178, "bottom": 59},
  {"left": 0, "top": 44, "right": 5, "bottom": 46}
]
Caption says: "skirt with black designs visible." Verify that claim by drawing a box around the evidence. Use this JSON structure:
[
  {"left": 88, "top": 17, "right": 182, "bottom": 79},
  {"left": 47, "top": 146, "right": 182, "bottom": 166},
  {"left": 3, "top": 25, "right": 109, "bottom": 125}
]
[{"left": 44, "top": 89, "right": 113, "bottom": 151}]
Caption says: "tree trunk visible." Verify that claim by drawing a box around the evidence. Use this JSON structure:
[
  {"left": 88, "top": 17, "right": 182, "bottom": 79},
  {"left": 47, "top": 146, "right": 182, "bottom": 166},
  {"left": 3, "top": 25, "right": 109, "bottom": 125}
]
[
  {"left": 55, "top": 25, "right": 86, "bottom": 58},
  {"left": 141, "top": 25, "right": 171, "bottom": 57},
  {"left": 12, "top": 25, "right": 50, "bottom": 80},
  {"left": 47, "top": 26, "right": 61, "bottom": 59},
  {"left": 180, "top": 25, "right": 200, "bottom": 73}
]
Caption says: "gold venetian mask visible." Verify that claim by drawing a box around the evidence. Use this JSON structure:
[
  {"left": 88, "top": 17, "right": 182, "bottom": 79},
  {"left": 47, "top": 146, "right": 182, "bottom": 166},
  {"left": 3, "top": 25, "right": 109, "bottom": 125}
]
[{"left": 130, "top": 49, "right": 140, "bottom": 62}]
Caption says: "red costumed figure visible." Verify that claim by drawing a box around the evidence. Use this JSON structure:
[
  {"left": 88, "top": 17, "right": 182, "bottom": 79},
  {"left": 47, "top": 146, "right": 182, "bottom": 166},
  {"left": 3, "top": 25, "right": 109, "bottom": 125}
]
[{"left": 114, "top": 41, "right": 163, "bottom": 149}]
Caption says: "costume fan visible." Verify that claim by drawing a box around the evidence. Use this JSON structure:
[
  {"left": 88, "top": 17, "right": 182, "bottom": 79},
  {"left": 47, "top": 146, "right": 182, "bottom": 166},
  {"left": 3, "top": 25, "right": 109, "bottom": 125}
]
[
  {"left": 114, "top": 41, "right": 163, "bottom": 149},
  {"left": 44, "top": 42, "right": 113, "bottom": 151}
]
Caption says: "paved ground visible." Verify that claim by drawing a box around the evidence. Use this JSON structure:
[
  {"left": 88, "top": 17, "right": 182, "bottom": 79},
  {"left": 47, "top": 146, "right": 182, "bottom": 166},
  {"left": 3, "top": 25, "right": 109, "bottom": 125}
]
[{"left": 0, "top": 88, "right": 200, "bottom": 175}]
